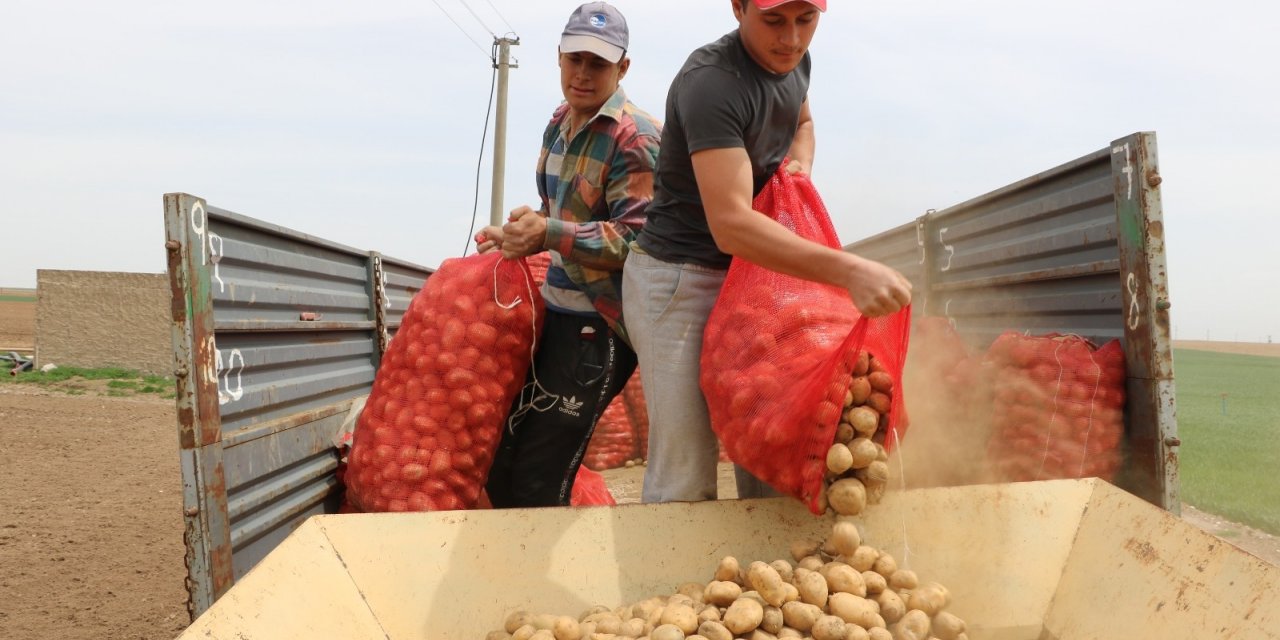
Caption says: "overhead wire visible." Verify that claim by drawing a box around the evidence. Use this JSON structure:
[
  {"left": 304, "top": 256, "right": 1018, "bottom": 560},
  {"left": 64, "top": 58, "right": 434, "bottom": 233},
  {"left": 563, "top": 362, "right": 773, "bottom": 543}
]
[
  {"left": 458, "top": 0, "right": 497, "bottom": 38},
  {"left": 480, "top": 0, "right": 517, "bottom": 35},
  {"left": 461, "top": 41, "right": 500, "bottom": 258},
  {"left": 428, "top": 0, "right": 494, "bottom": 62}
]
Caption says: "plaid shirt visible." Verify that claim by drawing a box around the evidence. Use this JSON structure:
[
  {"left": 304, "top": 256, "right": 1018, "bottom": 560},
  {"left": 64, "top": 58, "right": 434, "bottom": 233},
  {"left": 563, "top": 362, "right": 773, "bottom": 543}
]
[{"left": 537, "top": 87, "right": 661, "bottom": 345}]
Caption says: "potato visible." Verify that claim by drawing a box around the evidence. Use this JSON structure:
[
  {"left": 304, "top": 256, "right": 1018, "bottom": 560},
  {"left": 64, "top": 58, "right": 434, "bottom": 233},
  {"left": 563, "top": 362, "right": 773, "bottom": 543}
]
[
  {"left": 827, "top": 593, "right": 880, "bottom": 629},
  {"left": 512, "top": 625, "right": 537, "bottom": 640},
  {"left": 761, "top": 606, "right": 784, "bottom": 634},
  {"left": 487, "top": 631, "right": 513, "bottom": 640},
  {"left": 875, "top": 443, "right": 889, "bottom": 462},
  {"left": 781, "top": 601, "right": 823, "bottom": 632},
  {"left": 860, "top": 461, "right": 890, "bottom": 485},
  {"left": 618, "top": 618, "right": 647, "bottom": 638},
  {"left": 797, "top": 570, "right": 829, "bottom": 608},
  {"left": 799, "top": 555, "right": 825, "bottom": 571},
  {"left": 748, "top": 562, "right": 787, "bottom": 607},
  {"left": 747, "top": 631, "right": 777, "bottom": 640},
  {"left": 847, "top": 407, "right": 879, "bottom": 437},
  {"left": 629, "top": 599, "right": 662, "bottom": 623},
  {"left": 830, "top": 520, "right": 862, "bottom": 556},
  {"left": 827, "top": 443, "right": 855, "bottom": 475},
  {"left": 931, "top": 612, "right": 966, "bottom": 640},
  {"left": 777, "top": 628, "right": 803, "bottom": 639},
  {"left": 892, "top": 610, "right": 930, "bottom": 640},
  {"left": 554, "top": 616, "right": 582, "bottom": 640},
  {"left": 697, "top": 621, "right": 733, "bottom": 640},
  {"left": 835, "top": 421, "right": 856, "bottom": 445},
  {"left": 866, "top": 392, "right": 892, "bottom": 415},
  {"left": 669, "top": 594, "right": 695, "bottom": 608},
  {"left": 586, "top": 613, "right": 622, "bottom": 635},
  {"left": 660, "top": 603, "right": 699, "bottom": 635},
  {"left": 847, "top": 438, "right": 879, "bottom": 470},
  {"left": 866, "top": 482, "right": 887, "bottom": 506},
  {"left": 705, "top": 581, "right": 743, "bottom": 607},
  {"left": 507, "top": 611, "right": 535, "bottom": 634},
  {"left": 697, "top": 606, "right": 721, "bottom": 624},
  {"left": 868, "top": 629, "right": 893, "bottom": 640},
  {"left": 533, "top": 614, "right": 559, "bottom": 630},
  {"left": 715, "top": 556, "right": 741, "bottom": 583},
  {"left": 867, "top": 372, "right": 892, "bottom": 396},
  {"left": 650, "top": 623, "right": 685, "bottom": 640},
  {"left": 906, "top": 584, "right": 950, "bottom": 618},
  {"left": 861, "top": 571, "right": 887, "bottom": 595},
  {"left": 872, "top": 554, "right": 897, "bottom": 578},
  {"left": 854, "top": 351, "right": 871, "bottom": 376},
  {"left": 845, "top": 624, "right": 871, "bottom": 640},
  {"left": 874, "top": 590, "right": 905, "bottom": 624},
  {"left": 528, "top": 630, "right": 555, "bottom": 640},
  {"left": 828, "top": 478, "right": 868, "bottom": 516},
  {"left": 850, "top": 546, "right": 881, "bottom": 572},
  {"left": 848, "top": 376, "right": 872, "bottom": 405},
  {"left": 888, "top": 570, "right": 918, "bottom": 590},
  {"left": 678, "top": 582, "right": 707, "bottom": 604},
  {"left": 578, "top": 621, "right": 596, "bottom": 638},
  {"left": 770, "top": 559, "right": 795, "bottom": 584},
  {"left": 825, "top": 564, "right": 866, "bottom": 597},
  {"left": 723, "top": 597, "right": 764, "bottom": 635},
  {"left": 791, "top": 539, "right": 822, "bottom": 563},
  {"left": 812, "top": 615, "right": 849, "bottom": 640}
]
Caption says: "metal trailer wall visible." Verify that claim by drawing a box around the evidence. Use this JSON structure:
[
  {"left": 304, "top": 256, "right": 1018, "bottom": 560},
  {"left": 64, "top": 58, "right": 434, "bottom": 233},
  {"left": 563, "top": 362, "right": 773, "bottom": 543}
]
[
  {"left": 845, "top": 131, "right": 1176, "bottom": 511},
  {"left": 163, "top": 194, "right": 433, "bottom": 618}
]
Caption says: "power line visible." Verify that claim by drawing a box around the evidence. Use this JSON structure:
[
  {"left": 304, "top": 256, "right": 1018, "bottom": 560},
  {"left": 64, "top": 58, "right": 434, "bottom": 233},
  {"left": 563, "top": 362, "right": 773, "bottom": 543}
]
[
  {"left": 429, "top": 0, "right": 493, "bottom": 61},
  {"left": 458, "top": 0, "right": 497, "bottom": 38},
  {"left": 462, "top": 51, "right": 499, "bottom": 258},
  {"left": 480, "top": 0, "right": 517, "bottom": 35}
]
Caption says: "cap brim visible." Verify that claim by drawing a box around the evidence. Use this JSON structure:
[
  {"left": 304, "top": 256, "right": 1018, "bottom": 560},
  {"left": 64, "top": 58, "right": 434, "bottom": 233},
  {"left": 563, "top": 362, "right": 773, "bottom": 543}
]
[
  {"left": 754, "top": 0, "right": 827, "bottom": 11},
  {"left": 560, "top": 34, "right": 625, "bottom": 64}
]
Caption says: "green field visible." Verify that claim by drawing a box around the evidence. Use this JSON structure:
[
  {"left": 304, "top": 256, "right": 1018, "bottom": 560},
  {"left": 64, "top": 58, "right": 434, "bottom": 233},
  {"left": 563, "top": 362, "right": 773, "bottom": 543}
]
[
  {"left": 0, "top": 294, "right": 36, "bottom": 302},
  {"left": 1174, "top": 349, "right": 1280, "bottom": 535}
]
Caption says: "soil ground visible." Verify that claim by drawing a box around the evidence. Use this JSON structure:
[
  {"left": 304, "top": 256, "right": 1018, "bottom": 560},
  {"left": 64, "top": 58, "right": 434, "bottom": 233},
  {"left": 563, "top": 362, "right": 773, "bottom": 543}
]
[{"left": 0, "top": 300, "right": 1277, "bottom": 639}]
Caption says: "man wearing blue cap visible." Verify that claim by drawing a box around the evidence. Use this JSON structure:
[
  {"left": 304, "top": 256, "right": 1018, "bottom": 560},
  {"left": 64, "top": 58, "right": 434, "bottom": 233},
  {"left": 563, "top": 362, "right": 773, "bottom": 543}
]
[
  {"left": 624, "top": 0, "right": 914, "bottom": 503},
  {"left": 477, "top": 2, "right": 662, "bottom": 507}
]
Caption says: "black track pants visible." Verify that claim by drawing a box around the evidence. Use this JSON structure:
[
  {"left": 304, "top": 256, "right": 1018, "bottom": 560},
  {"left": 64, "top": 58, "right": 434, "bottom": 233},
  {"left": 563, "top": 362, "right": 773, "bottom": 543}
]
[{"left": 485, "top": 310, "right": 637, "bottom": 507}]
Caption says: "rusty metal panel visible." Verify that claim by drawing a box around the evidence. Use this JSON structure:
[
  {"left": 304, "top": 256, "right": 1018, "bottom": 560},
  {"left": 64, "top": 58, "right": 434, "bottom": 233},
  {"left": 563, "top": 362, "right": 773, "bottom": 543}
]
[
  {"left": 164, "top": 194, "right": 431, "bottom": 618},
  {"left": 844, "top": 132, "right": 1177, "bottom": 511}
]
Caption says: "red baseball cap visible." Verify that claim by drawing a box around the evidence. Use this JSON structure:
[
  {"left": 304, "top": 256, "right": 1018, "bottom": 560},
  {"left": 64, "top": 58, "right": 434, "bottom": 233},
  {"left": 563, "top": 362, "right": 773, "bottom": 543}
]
[{"left": 754, "top": 0, "right": 827, "bottom": 10}]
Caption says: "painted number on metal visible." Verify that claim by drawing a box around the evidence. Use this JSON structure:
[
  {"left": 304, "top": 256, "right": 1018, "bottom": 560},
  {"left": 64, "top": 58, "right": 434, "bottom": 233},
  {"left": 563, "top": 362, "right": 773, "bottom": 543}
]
[
  {"left": 214, "top": 346, "right": 245, "bottom": 405},
  {"left": 189, "top": 202, "right": 226, "bottom": 292},
  {"left": 1126, "top": 272, "right": 1141, "bottom": 330},
  {"left": 1112, "top": 144, "right": 1134, "bottom": 201}
]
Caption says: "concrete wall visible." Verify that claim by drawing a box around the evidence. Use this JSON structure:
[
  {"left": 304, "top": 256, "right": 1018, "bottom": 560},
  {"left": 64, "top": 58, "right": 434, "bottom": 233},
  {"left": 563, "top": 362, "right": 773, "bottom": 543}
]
[{"left": 36, "top": 270, "right": 171, "bottom": 375}]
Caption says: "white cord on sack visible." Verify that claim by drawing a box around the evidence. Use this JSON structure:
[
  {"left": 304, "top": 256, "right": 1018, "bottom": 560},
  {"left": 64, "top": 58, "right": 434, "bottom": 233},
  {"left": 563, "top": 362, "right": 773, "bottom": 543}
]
[
  {"left": 888, "top": 423, "right": 920, "bottom": 570},
  {"left": 1035, "top": 340, "right": 1070, "bottom": 481},
  {"left": 492, "top": 257, "right": 560, "bottom": 434},
  {"left": 1076, "top": 348, "right": 1104, "bottom": 478}
]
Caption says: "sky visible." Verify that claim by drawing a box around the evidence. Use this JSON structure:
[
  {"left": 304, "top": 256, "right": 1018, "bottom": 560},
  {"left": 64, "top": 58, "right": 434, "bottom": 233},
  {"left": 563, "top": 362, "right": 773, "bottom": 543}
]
[{"left": 1, "top": 0, "right": 1277, "bottom": 343}]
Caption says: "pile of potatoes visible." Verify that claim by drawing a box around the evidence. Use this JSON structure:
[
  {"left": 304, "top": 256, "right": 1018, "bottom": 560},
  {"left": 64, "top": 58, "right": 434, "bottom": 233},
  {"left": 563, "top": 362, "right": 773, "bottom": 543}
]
[
  {"left": 488, "top": 520, "right": 966, "bottom": 640},
  {"left": 820, "top": 352, "right": 895, "bottom": 517}
]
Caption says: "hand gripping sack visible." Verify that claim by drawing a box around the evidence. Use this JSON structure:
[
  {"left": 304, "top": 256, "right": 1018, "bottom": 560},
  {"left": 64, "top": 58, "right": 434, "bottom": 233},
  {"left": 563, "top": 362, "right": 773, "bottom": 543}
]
[
  {"left": 701, "top": 167, "right": 912, "bottom": 514},
  {"left": 345, "top": 252, "right": 544, "bottom": 512}
]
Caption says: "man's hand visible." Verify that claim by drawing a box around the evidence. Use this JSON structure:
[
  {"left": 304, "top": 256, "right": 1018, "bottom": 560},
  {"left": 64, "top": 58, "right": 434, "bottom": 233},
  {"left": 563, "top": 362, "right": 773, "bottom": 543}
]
[
  {"left": 500, "top": 206, "right": 548, "bottom": 259},
  {"left": 844, "top": 256, "right": 913, "bottom": 318},
  {"left": 474, "top": 226, "right": 504, "bottom": 253},
  {"left": 784, "top": 158, "right": 810, "bottom": 176}
]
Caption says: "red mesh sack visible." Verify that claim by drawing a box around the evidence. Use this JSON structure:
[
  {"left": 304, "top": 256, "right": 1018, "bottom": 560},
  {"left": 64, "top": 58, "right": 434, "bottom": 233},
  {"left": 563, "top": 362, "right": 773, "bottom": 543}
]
[
  {"left": 345, "top": 252, "right": 544, "bottom": 512},
  {"left": 985, "top": 333, "right": 1126, "bottom": 482},
  {"left": 569, "top": 465, "right": 617, "bottom": 506},
  {"left": 583, "top": 394, "right": 637, "bottom": 471},
  {"left": 701, "top": 167, "right": 912, "bottom": 513},
  {"left": 621, "top": 372, "right": 649, "bottom": 460}
]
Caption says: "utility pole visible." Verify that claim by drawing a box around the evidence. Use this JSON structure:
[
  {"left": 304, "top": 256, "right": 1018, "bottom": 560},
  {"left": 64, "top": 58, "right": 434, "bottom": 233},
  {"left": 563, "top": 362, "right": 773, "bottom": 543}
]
[{"left": 490, "top": 37, "right": 519, "bottom": 227}]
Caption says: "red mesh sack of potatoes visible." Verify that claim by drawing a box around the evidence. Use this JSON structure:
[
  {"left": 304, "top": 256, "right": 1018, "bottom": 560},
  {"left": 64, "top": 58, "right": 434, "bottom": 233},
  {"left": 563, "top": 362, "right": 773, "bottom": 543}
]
[
  {"left": 701, "top": 166, "right": 912, "bottom": 514},
  {"left": 621, "top": 371, "right": 649, "bottom": 460},
  {"left": 985, "top": 332, "right": 1126, "bottom": 482},
  {"left": 569, "top": 465, "right": 617, "bottom": 506},
  {"left": 582, "top": 394, "right": 637, "bottom": 471},
  {"left": 345, "top": 252, "right": 544, "bottom": 512}
]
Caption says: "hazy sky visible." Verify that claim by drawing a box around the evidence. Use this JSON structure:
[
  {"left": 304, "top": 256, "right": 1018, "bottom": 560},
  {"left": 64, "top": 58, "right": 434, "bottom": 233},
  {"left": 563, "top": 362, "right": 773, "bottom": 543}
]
[{"left": 2, "top": 1, "right": 1276, "bottom": 342}]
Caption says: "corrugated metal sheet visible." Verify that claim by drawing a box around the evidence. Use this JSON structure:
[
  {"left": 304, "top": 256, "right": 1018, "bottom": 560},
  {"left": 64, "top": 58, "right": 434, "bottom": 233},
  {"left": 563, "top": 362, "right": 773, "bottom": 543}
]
[
  {"left": 164, "top": 195, "right": 433, "bottom": 618},
  {"left": 845, "top": 131, "right": 1177, "bottom": 511}
]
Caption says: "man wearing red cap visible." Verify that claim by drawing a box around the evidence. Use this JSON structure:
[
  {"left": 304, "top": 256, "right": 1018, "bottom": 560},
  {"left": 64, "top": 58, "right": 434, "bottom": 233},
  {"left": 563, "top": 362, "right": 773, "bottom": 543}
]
[{"left": 623, "top": 0, "right": 912, "bottom": 503}]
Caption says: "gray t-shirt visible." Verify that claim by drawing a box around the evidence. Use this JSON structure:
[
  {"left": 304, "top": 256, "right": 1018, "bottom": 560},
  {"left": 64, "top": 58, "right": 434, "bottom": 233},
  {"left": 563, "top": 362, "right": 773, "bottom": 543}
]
[{"left": 636, "top": 30, "right": 812, "bottom": 269}]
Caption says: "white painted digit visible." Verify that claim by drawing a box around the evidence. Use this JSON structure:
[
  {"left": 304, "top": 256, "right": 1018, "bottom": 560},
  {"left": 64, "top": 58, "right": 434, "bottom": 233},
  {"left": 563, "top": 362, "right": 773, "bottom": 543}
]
[
  {"left": 190, "top": 202, "right": 207, "bottom": 266},
  {"left": 208, "top": 232, "right": 224, "bottom": 293},
  {"left": 939, "top": 226, "right": 955, "bottom": 272},
  {"left": 1126, "top": 272, "right": 1141, "bottom": 330},
  {"left": 1112, "top": 144, "right": 1133, "bottom": 200},
  {"left": 214, "top": 345, "right": 245, "bottom": 405}
]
